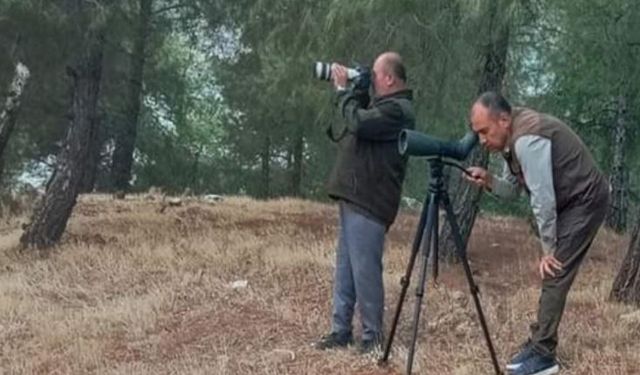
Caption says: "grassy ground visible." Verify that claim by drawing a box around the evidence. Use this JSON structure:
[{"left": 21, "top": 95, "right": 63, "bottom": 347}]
[{"left": 0, "top": 194, "right": 638, "bottom": 374}]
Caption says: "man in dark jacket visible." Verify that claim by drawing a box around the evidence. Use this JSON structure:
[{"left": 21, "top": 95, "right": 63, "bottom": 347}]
[
  {"left": 313, "top": 52, "right": 415, "bottom": 353},
  {"left": 465, "top": 92, "right": 610, "bottom": 375}
]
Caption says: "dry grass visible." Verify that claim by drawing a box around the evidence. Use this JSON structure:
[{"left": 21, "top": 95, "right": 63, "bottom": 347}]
[{"left": 0, "top": 194, "right": 637, "bottom": 374}]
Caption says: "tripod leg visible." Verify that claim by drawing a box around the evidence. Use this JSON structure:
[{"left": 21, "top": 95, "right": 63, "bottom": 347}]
[
  {"left": 380, "top": 194, "right": 431, "bottom": 364},
  {"left": 441, "top": 192, "right": 503, "bottom": 375},
  {"left": 406, "top": 192, "right": 439, "bottom": 375},
  {"left": 432, "top": 203, "right": 439, "bottom": 282}
]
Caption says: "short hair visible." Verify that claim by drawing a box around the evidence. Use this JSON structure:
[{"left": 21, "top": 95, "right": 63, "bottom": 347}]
[
  {"left": 380, "top": 52, "right": 407, "bottom": 82},
  {"left": 475, "top": 91, "right": 511, "bottom": 116},
  {"left": 388, "top": 57, "right": 407, "bottom": 82}
]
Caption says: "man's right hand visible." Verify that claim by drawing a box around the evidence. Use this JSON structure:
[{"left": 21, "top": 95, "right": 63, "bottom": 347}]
[{"left": 464, "top": 167, "right": 493, "bottom": 190}]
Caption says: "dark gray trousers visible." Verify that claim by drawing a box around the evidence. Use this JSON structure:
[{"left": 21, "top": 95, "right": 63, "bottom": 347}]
[{"left": 531, "top": 180, "right": 610, "bottom": 355}]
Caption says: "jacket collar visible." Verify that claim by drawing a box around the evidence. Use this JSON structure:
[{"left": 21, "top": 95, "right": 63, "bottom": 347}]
[{"left": 373, "top": 89, "right": 413, "bottom": 103}]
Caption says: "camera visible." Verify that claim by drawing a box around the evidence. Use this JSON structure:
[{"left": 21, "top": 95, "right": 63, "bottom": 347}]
[{"left": 313, "top": 62, "right": 371, "bottom": 91}]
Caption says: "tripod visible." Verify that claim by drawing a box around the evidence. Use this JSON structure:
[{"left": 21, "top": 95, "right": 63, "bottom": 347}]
[{"left": 379, "top": 157, "right": 502, "bottom": 375}]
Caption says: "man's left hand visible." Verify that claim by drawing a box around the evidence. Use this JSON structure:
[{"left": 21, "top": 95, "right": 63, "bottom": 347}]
[
  {"left": 331, "top": 63, "right": 349, "bottom": 90},
  {"left": 539, "top": 255, "right": 563, "bottom": 279}
]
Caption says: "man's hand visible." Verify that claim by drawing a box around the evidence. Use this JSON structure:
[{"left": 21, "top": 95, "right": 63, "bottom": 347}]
[
  {"left": 331, "top": 63, "right": 348, "bottom": 90},
  {"left": 464, "top": 167, "right": 493, "bottom": 190},
  {"left": 539, "top": 255, "right": 563, "bottom": 279}
]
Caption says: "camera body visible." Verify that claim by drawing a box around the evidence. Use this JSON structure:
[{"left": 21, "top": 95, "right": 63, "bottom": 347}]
[{"left": 313, "top": 62, "right": 371, "bottom": 92}]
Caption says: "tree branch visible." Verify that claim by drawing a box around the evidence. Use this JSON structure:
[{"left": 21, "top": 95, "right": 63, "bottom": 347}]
[{"left": 152, "top": 2, "right": 193, "bottom": 15}]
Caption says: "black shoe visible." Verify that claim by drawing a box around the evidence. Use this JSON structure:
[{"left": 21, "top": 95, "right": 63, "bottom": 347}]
[
  {"left": 312, "top": 332, "right": 353, "bottom": 350},
  {"left": 358, "top": 334, "right": 384, "bottom": 354}
]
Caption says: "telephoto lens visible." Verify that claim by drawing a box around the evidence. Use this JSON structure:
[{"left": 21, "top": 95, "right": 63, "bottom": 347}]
[
  {"left": 313, "top": 62, "right": 332, "bottom": 81},
  {"left": 313, "top": 62, "right": 361, "bottom": 81}
]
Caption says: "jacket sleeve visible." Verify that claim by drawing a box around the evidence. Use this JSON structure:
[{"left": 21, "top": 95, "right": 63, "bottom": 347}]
[
  {"left": 489, "top": 160, "right": 522, "bottom": 200},
  {"left": 336, "top": 90, "right": 408, "bottom": 141}
]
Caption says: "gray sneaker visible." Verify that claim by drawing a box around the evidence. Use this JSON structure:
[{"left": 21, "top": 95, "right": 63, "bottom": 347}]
[
  {"left": 507, "top": 341, "right": 534, "bottom": 370},
  {"left": 509, "top": 351, "right": 559, "bottom": 375}
]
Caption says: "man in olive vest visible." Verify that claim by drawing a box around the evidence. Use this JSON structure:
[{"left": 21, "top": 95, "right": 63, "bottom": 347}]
[
  {"left": 465, "top": 92, "right": 609, "bottom": 375},
  {"left": 312, "top": 52, "right": 415, "bottom": 354}
]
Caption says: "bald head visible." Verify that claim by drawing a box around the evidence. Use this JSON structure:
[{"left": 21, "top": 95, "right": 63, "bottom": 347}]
[
  {"left": 372, "top": 51, "right": 407, "bottom": 96},
  {"left": 474, "top": 91, "right": 511, "bottom": 117},
  {"left": 470, "top": 91, "right": 513, "bottom": 152},
  {"left": 375, "top": 52, "right": 406, "bottom": 82}
]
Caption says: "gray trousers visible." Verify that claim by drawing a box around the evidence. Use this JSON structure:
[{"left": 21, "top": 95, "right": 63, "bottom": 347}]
[
  {"left": 331, "top": 202, "right": 386, "bottom": 341},
  {"left": 531, "top": 180, "right": 610, "bottom": 355}
]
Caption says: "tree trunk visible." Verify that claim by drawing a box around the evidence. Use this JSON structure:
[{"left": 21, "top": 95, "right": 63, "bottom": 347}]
[
  {"left": 439, "top": 1, "right": 510, "bottom": 261},
  {"left": 0, "top": 62, "right": 30, "bottom": 183},
  {"left": 431, "top": 1, "right": 460, "bottom": 120},
  {"left": 20, "top": 9, "right": 105, "bottom": 249},
  {"left": 111, "top": 0, "right": 152, "bottom": 195},
  {"left": 190, "top": 146, "right": 201, "bottom": 193},
  {"left": 291, "top": 127, "right": 304, "bottom": 197},
  {"left": 259, "top": 135, "right": 271, "bottom": 199},
  {"left": 79, "top": 113, "right": 104, "bottom": 193},
  {"left": 606, "top": 95, "right": 628, "bottom": 232},
  {"left": 610, "top": 208, "right": 640, "bottom": 305}
]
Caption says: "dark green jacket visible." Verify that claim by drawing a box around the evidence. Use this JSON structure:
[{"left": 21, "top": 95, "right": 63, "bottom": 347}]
[{"left": 326, "top": 88, "right": 415, "bottom": 227}]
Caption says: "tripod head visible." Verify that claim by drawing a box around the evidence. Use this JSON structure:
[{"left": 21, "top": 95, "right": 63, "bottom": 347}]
[{"left": 424, "top": 156, "right": 473, "bottom": 179}]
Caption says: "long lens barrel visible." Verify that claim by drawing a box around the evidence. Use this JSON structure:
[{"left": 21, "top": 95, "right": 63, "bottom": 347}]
[
  {"left": 313, "top": 62, "right": 332, "bottom": 81},
  {"left": 398, "top": 130, "right": 478, "bottom": 160},
  {"left": 313, "top": 62, "right": 361, "bottom": 81}
]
